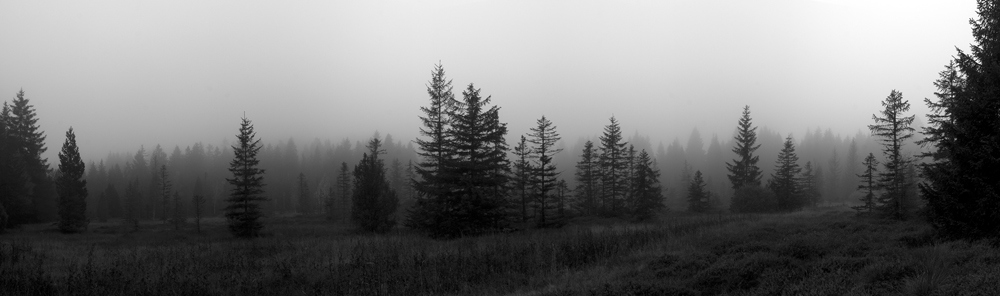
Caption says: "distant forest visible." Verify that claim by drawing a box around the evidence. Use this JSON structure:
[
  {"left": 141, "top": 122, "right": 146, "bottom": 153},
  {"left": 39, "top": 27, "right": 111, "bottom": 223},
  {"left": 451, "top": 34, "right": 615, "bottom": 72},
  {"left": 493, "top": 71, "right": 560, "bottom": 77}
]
[{"left": 0, "top": 2, "right": 996, "bottom": 240}]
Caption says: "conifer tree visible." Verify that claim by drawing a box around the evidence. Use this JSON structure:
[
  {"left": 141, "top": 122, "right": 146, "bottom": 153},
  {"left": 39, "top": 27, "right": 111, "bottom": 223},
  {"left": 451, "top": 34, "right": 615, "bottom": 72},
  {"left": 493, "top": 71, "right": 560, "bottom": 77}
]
[
  {"left": 297, "top": 173, "right": 310, "bottom": 214},
  {"left": 727, "top": 105, "right": 763, "bottom": 190},
  {"left": 769, "top": 135, "right": 802, "bottom": 212},
  {"left": 598, "top": 116, "right": 628, "bottom": 215},
  {"left": 631, "top": 150, "right": 664, "bottom": 220},
  {"left": 225, "top": 116, "right": 267, "bottom": 238},
  {"left": 409, "top": 63, "right": 458, "bottom": 231},
  {"left": 338, "top": 162, "right": 351, "bottom": 222},
  {"left": 10, "top": 90, "right": 56, "bottom": 222},
  {"left": 687, "top": 171, "right": 710, "bottom": 213},
  {"left": 827, "top": 150, "right": 842, "bottom": 203},
  {"left": 351, "top": 137, "right": 398, "bottom": 233},
  {"left": 920, "top": 0, "right": 1000, "bottom": 238},
  {"left": 574, "top": 140, "right": 599, "bottom": 215},
  {"left": 0, "top": 102, "right": 33, "bottom": 227},
  {"left": 870, "top": 90, "right": 915, "bottom": 220},
  {"left": 513, "top": 135, "right": 532, "bottom": 222},
  {"left": 527, "top": 116, "right": 561, "bottom": 227},
  {"left": 57, "top": 127, "right": 88, "bottom": 233},
  {"left": 624, "top": 145, "right": 637, "bottom": 212},
  {"left": 852, "top": 153, "right": 879, "bottom": 214},
  {"left": 96, "top": 190, "right": 109, "bottom": 223}
]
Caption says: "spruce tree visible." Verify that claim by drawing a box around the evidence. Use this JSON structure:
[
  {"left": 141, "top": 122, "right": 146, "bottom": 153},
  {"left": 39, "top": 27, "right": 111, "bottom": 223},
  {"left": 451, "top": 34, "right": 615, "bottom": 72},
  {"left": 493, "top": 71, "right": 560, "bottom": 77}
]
[
  {"left": 172, "top": 191, "right": 183, "bottom": 230},
  {"left": 769, "top": 135, "right": 802, "bottom": 212},
  {"left": 852, "top": 153, "right": 879, "bottom": 214},
  {"left": 10, "top": 90, "right": 56, "bottom": 222},
  {"left": 57, "top": 127, "right": 88, "bottom": 233},
  {"left": 631, "top": 150, "right": 664, "bottom": 220},
  {"left": 828, "top": 150, "right": 842, "bottom": 203},
  {"left": 598, "top": 116, "right": 628, "bottom": 215},
  {"left": 225, "top": 116, "right": 267, "bottom": 238},
  {"left": 409, "top": 63, "right": 459, "bottom": 232},
  {"left": 351, "top": 137, "right": 398, "bottom": 233},
  {"left": 726, "top": 105, "right": 763, "bottom": 190},
  {"left": 574, "top": 140, "right": 599, "bottom": 216},
  {"left": 687, "top": 171, "right": 710, "bottom": 213},
  {"left": 0, "top": 103, "right": 33, "bottom": 227},
  {"left": 870, "top": 90, "right": 915, "bottom": 220},
  {"left": 512, "top": 135, "right": 532, "bottom": 222},
  {"left": 919, "top": 0, "right": 1000, "bottom": 237},
  {"left": 527, "top": 116, "right": 562, "bottom": 227}
]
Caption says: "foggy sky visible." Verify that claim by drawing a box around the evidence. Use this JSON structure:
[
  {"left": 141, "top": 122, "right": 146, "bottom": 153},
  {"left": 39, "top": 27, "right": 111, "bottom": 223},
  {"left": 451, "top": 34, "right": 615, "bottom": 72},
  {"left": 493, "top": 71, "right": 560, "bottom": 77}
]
[{"left": 0, "top": 0, "right": 975, "bottom": 164}]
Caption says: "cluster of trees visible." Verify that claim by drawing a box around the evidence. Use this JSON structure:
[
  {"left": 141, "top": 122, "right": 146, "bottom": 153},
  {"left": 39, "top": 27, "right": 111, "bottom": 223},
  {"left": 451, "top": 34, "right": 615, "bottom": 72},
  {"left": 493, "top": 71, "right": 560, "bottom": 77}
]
[{"left": 0, "top": 91, "right": 59, "bottom": 231}]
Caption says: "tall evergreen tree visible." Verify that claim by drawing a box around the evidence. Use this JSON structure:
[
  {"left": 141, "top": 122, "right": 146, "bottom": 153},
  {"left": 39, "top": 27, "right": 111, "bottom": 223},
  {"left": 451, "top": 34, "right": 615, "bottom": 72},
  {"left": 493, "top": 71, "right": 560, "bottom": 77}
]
[
  {"left": 687, "top": 171, "right": 710, "bottom": 213},
  {"left": 0, "top": 103, "right": 34, "bottom": 227},
  {"left": 351, "top": 137, "right": 398, "bottom": 233},
  {"left": 769, "top": 135, "right": 802, "bottom": 212},
  {"left": 527, "top": 116, "right": 562, "bottom": 227},
  {"left": 727, "top": 105, "right": 763, "bottom": 190},
  {"left": 172, "top": 191, "right": 183, "bottom": 230},
  {"left": 827, "top": 150, "right": 842, "bottom": 203},
  {"left": 574, "top": 140, "right": 599, "bottom": 215},
  {"left": 631, "top": 150, "right": 664, "bottom": 220},
  {"left": 9, "top": 90, "right": 56, "bottom": 222},
  {"left": 598, "top": 116, "right": 628, "bottom": 215},
  {"left": 57, "top": 127, "right": 88, "bottom": 233},
  {"left": 409, "top": 63, "right": 458, "bottom": 230},
  {"left": 192, "top": 176, "right": 206, "bottom": 234},
  {"left": 225, "top": 116, "right": 267, "bottom": 238},
  {"left": 512, "top": 135, "right": 532, "bottom": 222},
  {"left": 870, "top": 90, "right": 915, "bottom": 220},
  {"left": 852, "top": 153, "right": 879, "bottom": 214},
  {"left": 919, "top": 0, "right": 1000, "bottom": 237}
]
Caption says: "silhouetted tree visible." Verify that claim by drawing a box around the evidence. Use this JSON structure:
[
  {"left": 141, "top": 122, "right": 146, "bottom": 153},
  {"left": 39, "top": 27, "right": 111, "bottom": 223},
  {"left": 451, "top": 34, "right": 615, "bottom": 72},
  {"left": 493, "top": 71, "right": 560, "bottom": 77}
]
[
  {"left": 225, "top": 116, "right": 267, "bottom": 238},
  {"left": 409, "top": 63, "right": 459, "bottom": 232},
  {"left": 528, "top": 116, "right": 561, "bottom": 227},
  {"left": 631, "top": 150, "right": 664, "bottom": 220},
  {"left": 599, "top": 116, "right": 628, "bottom": 215},
  {"left": 513, "top": 135, "right": 531, "bottom": 222},
  {"left": 351, "top": 137, "right": 398, "bottom": 233},
  {"left": 0, "top": 102, "right": 34, "bottom": 228},
  {"left": 57, "top": 127, "right": 88, "bottom": 233},
  {"left": 727, "top": 105, "right": 763, "bottom": 190},
  {"left": 870, "top": 90, "right": 915, "bottom": 220},
  {"left": 574, "top": 140, "right": 599, "bottom": 215},
  {"left": 852, "top": 153, "right": 879, "bottom": 215},
  {"left": 9, "top": 90, "right": 56, "bottom": 222},
  {"left": 769, "top": 135, "right": 802, "bottom": 211},
  {"left": 172, "top": 191, "right": 183, "bottom": 230},
  {"left": 687, "top": 171, "right": 710, "bottom": 213},
  {"left": 919, "top": 1, "right": 1000, "bottom": 237}
]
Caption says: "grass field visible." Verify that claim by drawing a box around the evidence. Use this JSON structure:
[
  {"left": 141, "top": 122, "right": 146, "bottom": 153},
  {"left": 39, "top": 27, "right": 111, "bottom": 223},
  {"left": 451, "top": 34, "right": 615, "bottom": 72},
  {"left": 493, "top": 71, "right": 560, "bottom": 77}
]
[{"left": 1, "top": 207, "right": 998, "bottom": 295}]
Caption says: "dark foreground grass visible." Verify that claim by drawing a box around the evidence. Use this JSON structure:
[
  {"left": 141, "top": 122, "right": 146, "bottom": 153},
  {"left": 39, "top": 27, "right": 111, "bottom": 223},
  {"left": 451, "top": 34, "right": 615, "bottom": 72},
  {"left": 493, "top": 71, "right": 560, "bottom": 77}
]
[{"left": 1, "top": 209, "right": 998, "bottom": 295}]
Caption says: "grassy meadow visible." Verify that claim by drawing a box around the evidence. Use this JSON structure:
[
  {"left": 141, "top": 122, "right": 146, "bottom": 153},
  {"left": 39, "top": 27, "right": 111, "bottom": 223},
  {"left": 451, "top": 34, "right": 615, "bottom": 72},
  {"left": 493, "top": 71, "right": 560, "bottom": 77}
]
[{"left": 1, "top": 208, "right": 998, "bottom": 295}]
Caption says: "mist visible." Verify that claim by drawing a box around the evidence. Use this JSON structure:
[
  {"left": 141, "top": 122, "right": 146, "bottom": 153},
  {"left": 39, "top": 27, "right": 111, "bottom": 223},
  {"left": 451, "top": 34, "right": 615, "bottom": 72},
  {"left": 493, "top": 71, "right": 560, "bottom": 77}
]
[{"left": 0, "top": 0, "right": 974, "bottom": 165}]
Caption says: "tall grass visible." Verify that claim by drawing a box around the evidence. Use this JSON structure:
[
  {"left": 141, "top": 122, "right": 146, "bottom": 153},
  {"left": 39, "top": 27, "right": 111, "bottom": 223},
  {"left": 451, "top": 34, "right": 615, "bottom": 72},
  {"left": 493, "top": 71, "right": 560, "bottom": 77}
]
[{"left": 0, "top": 214, "right": 755, "bottom": 295}]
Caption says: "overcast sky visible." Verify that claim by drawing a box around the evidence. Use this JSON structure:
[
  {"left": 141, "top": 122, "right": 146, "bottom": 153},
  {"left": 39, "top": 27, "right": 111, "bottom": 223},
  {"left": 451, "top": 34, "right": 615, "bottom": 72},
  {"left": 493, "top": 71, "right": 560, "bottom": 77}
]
[{"left": 0, "top": 0, "right": 976, "bottom": 163}]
